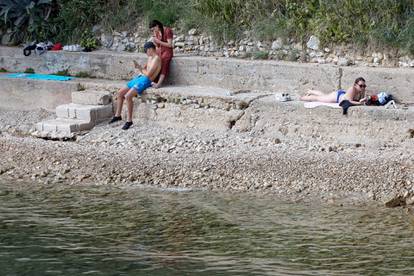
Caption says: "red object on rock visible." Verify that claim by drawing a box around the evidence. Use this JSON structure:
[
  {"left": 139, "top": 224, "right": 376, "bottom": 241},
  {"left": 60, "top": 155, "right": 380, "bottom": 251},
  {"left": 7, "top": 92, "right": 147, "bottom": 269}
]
[{"left": 51, "top": 43, "right": 63, "bottom": 51}]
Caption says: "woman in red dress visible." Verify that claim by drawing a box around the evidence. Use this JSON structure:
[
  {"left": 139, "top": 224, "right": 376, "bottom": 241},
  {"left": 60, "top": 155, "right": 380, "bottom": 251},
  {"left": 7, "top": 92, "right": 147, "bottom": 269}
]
[{"left": 149, "top": 20, "right": 174, "bottom": 88}]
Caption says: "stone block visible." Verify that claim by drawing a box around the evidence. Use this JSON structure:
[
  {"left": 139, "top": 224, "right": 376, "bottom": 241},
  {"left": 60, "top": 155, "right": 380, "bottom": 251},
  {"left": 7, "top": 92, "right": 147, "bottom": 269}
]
[
  {"left": 68, "top": 104, "right": 77, "bottom": 119},
  {"left": 73, "top": 105, "right": 97, "bottom": 122},
  {"left": 56, "top": 104, "right": 70, "bottom": 118},
  {"left": 36, "top": 118, "right": 93, "bottom": 138},
  {"left": 55, "top": 103, "right": 112, "bottom": 122},
  {"left": 72, "top": 90, "right": 112, "bottom": 105},
  {"left": 95, "top": 104, "right": 113, "bottom": 122}
]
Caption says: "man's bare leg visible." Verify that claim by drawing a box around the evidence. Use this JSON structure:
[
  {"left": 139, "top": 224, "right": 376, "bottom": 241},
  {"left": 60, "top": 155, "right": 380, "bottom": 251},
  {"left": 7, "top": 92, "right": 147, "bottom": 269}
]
[
  {"left": 115, "top": 87, "right": 129, "bottom": 117},
  {"left": 122, "top": 88, "right": 138, "bottom": 130},
  {"left": 109, "top": 87, "right": 129, "bottom": 124}
]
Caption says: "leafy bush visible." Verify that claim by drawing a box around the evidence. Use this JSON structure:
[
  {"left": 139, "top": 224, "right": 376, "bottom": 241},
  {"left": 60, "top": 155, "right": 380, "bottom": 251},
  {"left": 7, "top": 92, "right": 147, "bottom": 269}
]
[
  {"left": 252, "top": 51, "right": 269, "bottom": 60},
  {"left": 24, "top": 68, "right": 35, "bottom": 74},
  {"left": 80, "top": 30, "right": 98, "bottom": 51},
  {"left": 55, "top": 69, "right": 70, "bottom": 76},
  {"left": 75, "top": 71, "right": 94, "bottom": 78},
  {"left": 0, "top": 0, "right": 53, "bottom": 43},
  {"left": 1, "top": 0, "right": 413, "bottom": 54},
  {"left": 398, "top": 14, "right": 414, "bottom": 54},
  {"left": 134, "top": 0, "right": 186, "bottom": 26},
  {"left": 52, "top": 0, "right": 106, "bottom": 43}
]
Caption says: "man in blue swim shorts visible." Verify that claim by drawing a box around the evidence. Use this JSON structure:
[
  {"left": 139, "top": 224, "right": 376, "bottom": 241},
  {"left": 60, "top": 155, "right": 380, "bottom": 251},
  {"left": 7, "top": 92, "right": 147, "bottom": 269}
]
[{"left": 109, "top": 41, "right": 161, "bottom": 130}]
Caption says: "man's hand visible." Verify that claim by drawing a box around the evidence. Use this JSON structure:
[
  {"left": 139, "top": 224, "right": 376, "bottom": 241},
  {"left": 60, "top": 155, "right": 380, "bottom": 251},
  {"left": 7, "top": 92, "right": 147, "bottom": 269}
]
[
  {"left": 133, "top": 60, "right": 142, "bottom": 70},
  {"left": 151, "top": 82, "right": 160, "bottom": 88}
]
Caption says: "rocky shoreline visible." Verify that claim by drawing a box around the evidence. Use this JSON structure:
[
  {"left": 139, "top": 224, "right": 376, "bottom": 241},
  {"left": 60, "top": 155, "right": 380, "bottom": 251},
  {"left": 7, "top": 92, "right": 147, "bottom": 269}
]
[{"left": 1, "top": 108, "right": 413, "bottom": 207}]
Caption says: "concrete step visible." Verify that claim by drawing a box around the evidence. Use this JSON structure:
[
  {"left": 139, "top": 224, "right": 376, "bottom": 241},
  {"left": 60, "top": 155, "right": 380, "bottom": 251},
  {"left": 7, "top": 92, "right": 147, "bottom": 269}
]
[
  {"left": 34, "top": 118, "right": 93, "bottom": 138},
  {"left": 71, "top": 90, "right": 112, "bottom": 105},
  {"left": 56, "top": 103, "right": 113, "bottom": 123}
]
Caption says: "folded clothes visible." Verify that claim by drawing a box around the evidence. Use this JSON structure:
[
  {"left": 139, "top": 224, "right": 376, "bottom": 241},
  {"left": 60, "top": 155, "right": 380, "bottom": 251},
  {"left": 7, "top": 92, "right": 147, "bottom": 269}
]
[{"left": 63, "top": 44, "right": 83, "bottom": 52}]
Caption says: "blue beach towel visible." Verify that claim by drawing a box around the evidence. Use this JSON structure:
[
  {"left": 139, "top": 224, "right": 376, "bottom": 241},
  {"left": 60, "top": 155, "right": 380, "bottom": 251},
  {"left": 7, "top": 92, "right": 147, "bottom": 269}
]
[{"left": 2, "top": 73, "right": 73, "bottom": 81}]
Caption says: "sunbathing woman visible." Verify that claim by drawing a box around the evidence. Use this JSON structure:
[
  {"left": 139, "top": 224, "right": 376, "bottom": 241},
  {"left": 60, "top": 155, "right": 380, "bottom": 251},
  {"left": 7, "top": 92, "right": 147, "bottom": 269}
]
[{"left": 300, "top": 77, "right": 367, "bottom": 105}]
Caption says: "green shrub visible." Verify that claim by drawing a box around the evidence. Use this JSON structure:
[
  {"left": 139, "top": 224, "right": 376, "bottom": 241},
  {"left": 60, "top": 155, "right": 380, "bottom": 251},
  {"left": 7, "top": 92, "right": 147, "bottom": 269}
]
[
  {"left": 134, "top": 0, "right": 186, "bottom": 26},
  {"left": 398, "top": 15, "right": 414, "bottom": 55},
  {"left": 77, "top": 83, "right": 86, "bottom": 91},
  {"left": 252, "top": 17, "right": 288, "bottom": 42},
  {"left": 252, "top": 51, "right": 269, "bottom": 60},
  {"left": 75, "top": 71, "right": 94, "bottom": 78},
  {"left": 80, "top": 30, "right": 99, "bottom": 51},
  {"left": 55, "top": 69, "right": 70, "bottom": 76},
  {"left": 0, "top": 68, "right": 8, "bottom": 72},
  {"left": 2, "top": 0, "right": 413, "bottom": 55},
  {"left": 52, "top": 0, "right": 106, "bottom": 43},
  {"left": 24, "top": 68, "right": 35, "bottom": 74},
  {"left": 0, "top": 0, "right": 53, "bottom": 43},
  {"left": 308, "top": 0, "right": 414, "bottom": 52}
]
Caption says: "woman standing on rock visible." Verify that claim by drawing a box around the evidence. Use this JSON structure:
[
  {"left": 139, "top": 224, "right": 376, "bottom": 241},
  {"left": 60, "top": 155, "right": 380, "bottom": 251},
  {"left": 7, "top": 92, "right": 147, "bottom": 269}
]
[{"left": 149, "top": 19, "right": 173, "bottom": 88}]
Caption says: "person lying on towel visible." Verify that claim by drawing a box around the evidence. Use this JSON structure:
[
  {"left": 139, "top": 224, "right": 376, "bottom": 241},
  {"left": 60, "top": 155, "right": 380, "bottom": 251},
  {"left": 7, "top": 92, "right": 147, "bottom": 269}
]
[{"left": 300, "top": 77, "right": 367, "bottom": 105}]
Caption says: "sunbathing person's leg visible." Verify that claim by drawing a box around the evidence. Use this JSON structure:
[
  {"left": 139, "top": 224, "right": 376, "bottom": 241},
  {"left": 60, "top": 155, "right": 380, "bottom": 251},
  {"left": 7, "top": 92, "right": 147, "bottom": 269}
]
[
  {"left": 300, "top": 91, "right": 337, "bottom": 103},
  {"left": 306, "top": 90, "right": 325, "bottom": 96}
]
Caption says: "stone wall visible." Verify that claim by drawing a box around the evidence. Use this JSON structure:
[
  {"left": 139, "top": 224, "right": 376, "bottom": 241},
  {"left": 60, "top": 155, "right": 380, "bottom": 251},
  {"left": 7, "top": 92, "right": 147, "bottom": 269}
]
[
  {"left": 1, "top": 46, "right": 413, "bottom": 103},
  {"left": 99, "top": 28, "right": 414, "bottom": 68},
  {"left": 1, "top": 21, "right": 413, "bottom": 68}
]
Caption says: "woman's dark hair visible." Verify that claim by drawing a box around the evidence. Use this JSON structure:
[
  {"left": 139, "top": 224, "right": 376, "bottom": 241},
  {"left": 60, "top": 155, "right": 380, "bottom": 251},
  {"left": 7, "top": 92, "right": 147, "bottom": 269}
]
[
  {"left": 354, "top": 77, "right": 366, "bottom": 84},
  {"left": 149, "top": 20, "right": 164, "bottom": 40}
]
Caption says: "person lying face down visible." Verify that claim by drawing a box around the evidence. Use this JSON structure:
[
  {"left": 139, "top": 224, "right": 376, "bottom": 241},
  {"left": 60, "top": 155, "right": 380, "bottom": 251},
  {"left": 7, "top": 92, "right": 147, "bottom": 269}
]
[{"left": 300, "top": 77, "right": 367, "bottom": 105}]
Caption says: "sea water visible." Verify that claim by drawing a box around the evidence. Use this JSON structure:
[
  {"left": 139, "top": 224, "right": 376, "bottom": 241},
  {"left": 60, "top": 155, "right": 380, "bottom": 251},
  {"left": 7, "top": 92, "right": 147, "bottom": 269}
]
[{"left": 1, "top": 181, "right": 413, "bottom": 275}]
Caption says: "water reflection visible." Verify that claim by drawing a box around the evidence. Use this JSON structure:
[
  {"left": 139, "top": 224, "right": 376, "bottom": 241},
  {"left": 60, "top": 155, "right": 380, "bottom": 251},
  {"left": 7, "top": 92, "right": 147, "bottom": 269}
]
[{"left": 0, "top": 181, "right": 413, "bottom": 275}]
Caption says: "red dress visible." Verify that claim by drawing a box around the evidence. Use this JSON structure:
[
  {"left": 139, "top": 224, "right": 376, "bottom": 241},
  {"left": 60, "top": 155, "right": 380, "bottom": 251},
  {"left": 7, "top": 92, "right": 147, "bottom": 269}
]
[{"left": 155, "top": 27, "right": 173, "bottom": 77}]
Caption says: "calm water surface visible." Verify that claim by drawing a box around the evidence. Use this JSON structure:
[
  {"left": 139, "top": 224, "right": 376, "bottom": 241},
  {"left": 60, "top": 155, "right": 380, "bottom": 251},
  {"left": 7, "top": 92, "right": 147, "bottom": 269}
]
[{"left": 1, "top": 181, "right": 413, "bottom": 276}]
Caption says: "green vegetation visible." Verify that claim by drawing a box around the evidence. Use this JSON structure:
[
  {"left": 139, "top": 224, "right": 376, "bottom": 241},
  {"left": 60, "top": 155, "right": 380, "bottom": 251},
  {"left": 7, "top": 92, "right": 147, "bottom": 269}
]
[
  {"left": 80, "top": 30, "right": 99, "bottom": 51},
  {"left": 75, "top": 71, "right": 95, "bottom": 78},
  {"left": 0, "top": 67, "right": 7, "bottom": 72},
  {"left": 24, "top": 68, "right": 35, "bottom": 74},
  {"left": 0, "top": 0, "right": 413, "bottom": 54},
  {"left": 54, "top": 69, "right": 70, "bottom": 76},
  {"left": 0, "top": 0, "right": 53, "bottom": 43},
  {"left": 252, "top": 51, "right": 269, "bottom": 60},
  {"left": 76, "top": 83, "right": 86, "bottom": 91}
]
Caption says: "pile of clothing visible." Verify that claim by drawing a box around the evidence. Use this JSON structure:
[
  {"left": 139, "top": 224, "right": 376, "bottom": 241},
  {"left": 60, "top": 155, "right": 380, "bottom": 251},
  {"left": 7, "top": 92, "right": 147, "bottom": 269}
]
[
  {"left": 340, "top": 92, "right": 396, "bottom": 115},
  {"left": 23, "top": 41, "right": 63, "bottom": 56},
  {"left": 365, "top": 92, "right": 394, "bottom": 106}
]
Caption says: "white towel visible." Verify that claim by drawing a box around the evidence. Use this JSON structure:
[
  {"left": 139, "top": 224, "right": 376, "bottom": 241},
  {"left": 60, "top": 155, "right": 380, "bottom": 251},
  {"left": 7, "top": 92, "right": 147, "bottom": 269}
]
[{"left": 304, "top": 102, "right": 341, "bottom": 109}]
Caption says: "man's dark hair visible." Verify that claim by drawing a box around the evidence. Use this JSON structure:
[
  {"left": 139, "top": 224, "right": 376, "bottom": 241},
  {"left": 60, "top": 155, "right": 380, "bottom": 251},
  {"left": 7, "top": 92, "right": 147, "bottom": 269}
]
[
  {"left": 143, "top": 41, "right": 155, "bottom": 53},
  {"left": 149, "top": 19, "right": 164, "bottom": 39},
  {"left": 354, "top": 77, "right": 366, "bottom": 84}
]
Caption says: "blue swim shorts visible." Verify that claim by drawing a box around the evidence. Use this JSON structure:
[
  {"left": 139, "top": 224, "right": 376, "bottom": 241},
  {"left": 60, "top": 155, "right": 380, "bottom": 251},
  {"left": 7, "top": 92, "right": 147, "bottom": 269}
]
[
  {"left": 127, "top": 75, "right": 152, "bottom": 95},
  {"left": 336, "top": 89, "right": 346, "bottom": 103}
]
